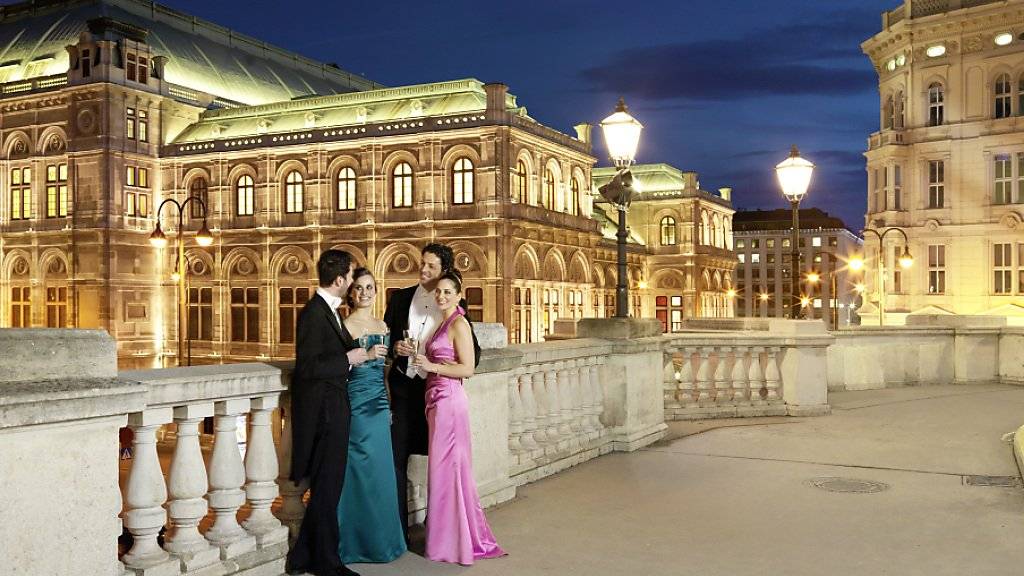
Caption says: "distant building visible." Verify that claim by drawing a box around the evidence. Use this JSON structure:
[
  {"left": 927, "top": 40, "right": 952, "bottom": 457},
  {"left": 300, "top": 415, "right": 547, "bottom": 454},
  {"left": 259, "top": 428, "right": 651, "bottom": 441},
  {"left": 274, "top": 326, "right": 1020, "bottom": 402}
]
[
  {"left": 732, "top": 208, "right": 863, "bottom": 328},
  {"left": 862, "top": 0, "right": 1024, "bottom": 324}
]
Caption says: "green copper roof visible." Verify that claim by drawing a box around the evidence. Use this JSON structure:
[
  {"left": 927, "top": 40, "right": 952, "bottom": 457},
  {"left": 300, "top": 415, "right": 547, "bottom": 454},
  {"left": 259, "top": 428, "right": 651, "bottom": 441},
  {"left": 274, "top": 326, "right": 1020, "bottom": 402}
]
[
  {"left": 592, "top": 163, "right": 732, "bottom": 207},
  {"left": 171, "top": 78, "right": 521, "bottom": 143},
  {"left": 0, "top": 0, "right": 381, "bottom": 104}
]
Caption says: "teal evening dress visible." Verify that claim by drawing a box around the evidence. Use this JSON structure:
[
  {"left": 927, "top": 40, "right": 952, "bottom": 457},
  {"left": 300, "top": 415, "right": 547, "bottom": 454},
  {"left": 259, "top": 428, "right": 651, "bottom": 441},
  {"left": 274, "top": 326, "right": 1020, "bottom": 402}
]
[{"left": 337, "top": 338, "right": 407, "bottom": 564}]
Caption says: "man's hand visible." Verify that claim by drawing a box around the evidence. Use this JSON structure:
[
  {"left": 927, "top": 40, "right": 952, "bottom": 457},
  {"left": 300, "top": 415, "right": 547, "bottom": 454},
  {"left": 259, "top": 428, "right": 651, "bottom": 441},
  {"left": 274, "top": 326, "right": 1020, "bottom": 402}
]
[
  {"left": 395, "top": 340, "right": 415, "bottom": 357},
  {"left": 347, "top": 348, "right": 369, "bottom": 366}
]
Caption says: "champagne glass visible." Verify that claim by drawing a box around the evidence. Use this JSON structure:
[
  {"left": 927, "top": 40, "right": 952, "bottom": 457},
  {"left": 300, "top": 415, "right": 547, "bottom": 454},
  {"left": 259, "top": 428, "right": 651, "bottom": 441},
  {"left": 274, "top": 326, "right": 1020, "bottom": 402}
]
[{"left": 357, "top": 335, "right": 369, "bottom": 350}]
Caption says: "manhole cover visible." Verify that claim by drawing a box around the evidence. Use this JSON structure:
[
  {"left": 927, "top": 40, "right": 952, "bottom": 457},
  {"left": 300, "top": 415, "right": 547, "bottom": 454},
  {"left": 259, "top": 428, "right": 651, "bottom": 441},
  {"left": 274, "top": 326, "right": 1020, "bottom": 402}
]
[
  {"left": 808, "top": 477, "right": 889, "bottom": 494},
  {"left": 963, "top": 475, "right": 1022, "bottom": 488}
]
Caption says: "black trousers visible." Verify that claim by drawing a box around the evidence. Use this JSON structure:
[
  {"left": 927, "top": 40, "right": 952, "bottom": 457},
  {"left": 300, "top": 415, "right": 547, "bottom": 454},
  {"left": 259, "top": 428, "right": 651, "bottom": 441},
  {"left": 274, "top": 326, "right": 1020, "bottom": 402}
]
[
  {"left": 287, "top": 393, "right": 351, "bottom": 573},
  {"left": 389, "top": 369, "right": 428, "bottom": 540}
]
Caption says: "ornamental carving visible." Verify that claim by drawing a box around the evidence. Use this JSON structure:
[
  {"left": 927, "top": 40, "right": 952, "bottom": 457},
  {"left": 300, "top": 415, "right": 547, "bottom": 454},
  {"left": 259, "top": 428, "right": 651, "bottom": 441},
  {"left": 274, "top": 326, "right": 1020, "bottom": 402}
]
[
  {"left": 11, "top": 258, "right": 30, "bottom": 277},
  {"left": 189, "top": 259, "right": 209, "bottom": 276},
  {"left": 46, "top": 258, "right": 67, "bottom": 276},
  {"left": 1000, "top": 212, "right": 1021, "bottom": 230},
  {"left": 925, "top": 219, "right": 941, "bottom": 232},
  {"left": 235, "top": 257, "right": 255, "bottom": 276},
  {"left": 392, "top": 253, "right": 413, "bottom": 274},
  {"left": 10, "top": 139, "right": 28, "bottom": 157},
  {"left": 454, "top": 252, "right": 472, "bottom": 272},
  {"left": 282, "top": 255, "right": 306, "bottom": 275},
  {"left": 76, "top": 108, "right": 96, "bottom": 135},
  {"left": 963, "top": 35, "right": 983, "bottom": 53},
  {"left": 46, "top": 135, "right": 66, "bottom": 153}
]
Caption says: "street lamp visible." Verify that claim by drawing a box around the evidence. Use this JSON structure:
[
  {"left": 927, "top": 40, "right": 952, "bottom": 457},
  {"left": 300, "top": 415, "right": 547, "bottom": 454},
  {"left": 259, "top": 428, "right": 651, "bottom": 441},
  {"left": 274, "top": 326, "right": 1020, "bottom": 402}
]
[
  {"left": 150, "top": 197, "right": 213, "bottom": 366},
  {"left": 860, "top": 227, "right": 914, "bottom": 326},
  {"left": 775, "top": 145, "right": 814, "bottom": 319},
  {"left": 599, "top": 97, "right": 643, "bottom": 318}
]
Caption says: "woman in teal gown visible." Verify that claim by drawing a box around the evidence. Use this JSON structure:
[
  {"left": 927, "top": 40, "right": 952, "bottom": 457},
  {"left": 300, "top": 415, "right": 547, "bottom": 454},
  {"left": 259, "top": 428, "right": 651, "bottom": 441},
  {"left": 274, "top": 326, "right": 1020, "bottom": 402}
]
[{"left": 337, "top": 268, "right": 407, "bottom": 564}]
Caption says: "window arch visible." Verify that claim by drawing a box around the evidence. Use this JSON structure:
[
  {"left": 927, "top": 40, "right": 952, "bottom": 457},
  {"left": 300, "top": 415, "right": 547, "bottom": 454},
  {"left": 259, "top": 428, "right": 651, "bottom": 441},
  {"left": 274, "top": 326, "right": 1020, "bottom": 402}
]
[
  {"left": 189, "top": 177, "right": 208, "bottom": 218},
  {"left": 928, "top": 82, "right": 944, "bottom": 126},
  {"left": 511, "top": 159, "right": 527, "bottom": 203},
  {"left": 542, "top": 168, "right": 555, "bottom": 209},
  {"left": 660, "top": 216, "right": 677, "bottom": 246},
  {"left": 284, "top": 170, "right": 304, "bottom": 213},
  {"left": 236, "top": 174, "right": 254, "bottom": 216},
  {"left": 995, "top": 73, "right": 1012, "bottom": 118},
  {"left": 393, "top": 162, "right": 413, "bottom": 207},
  {"left": 452, "top": 157, "right": 474, "bottom": 204},
  {"left": 337, "top": 167, "right": 356, "bottom": 211},
  {"left": 569, "top": 177, "right": 580, "bottom": 216}
]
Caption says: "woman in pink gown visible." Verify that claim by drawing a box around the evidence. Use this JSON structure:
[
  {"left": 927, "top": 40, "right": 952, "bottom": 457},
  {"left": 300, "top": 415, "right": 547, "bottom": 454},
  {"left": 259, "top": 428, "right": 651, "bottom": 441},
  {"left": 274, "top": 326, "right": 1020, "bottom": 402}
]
[{"left": 412, "top": 270, "right": 505, "bottom": 565}]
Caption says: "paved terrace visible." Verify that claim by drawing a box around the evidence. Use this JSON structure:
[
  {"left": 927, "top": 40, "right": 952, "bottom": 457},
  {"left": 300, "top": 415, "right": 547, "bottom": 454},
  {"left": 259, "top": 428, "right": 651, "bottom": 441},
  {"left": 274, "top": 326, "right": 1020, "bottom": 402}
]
[{"left": 360, "top": 384, "right": 1024, "bottom": 576}]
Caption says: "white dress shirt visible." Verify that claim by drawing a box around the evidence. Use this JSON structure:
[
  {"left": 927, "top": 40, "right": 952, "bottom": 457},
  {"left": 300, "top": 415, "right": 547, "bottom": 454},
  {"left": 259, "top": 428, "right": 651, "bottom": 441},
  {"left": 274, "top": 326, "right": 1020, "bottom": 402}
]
[
  {"left": 315, "top": 287, "right": 343, "bottom": 332},
  {"left": 406, "top": 284, "right": 442, "bottom": 378}
]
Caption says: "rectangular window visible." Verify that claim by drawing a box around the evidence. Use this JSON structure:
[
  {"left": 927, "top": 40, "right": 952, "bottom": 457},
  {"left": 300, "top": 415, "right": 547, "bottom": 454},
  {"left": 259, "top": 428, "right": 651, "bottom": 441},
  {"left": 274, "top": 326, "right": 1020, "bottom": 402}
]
[
  {"left": 1018, "top": 153, "right": 1024, "bottom": 204},
  {"left": 46, "top": 163, "right": 68, "bottom": 218},
  {"left": 738, "top": 254, "right": 746, "bottom": 264},
  {"left": 10, "top": 167, "right": 31, "bottom": 220},
  {"left": 138, "top": 167, "right": 148, "bottom": 188},
  {"left": 995, "top": 155, "right": 1012, "bottom": 204},
  {"left": 465, "top": 287, "right": 484, "bottom": 322},
  {"left": 928, "top": 160, "right": 944, "bottom": 209},
  {"left": 767, "top": 239, "right": 775, "bottom": 248},
  {"left": 188, "top": 287, "right": 214, "bottom": 341},
  {"left": 1019, "top": 244, "right": 1024, "bottom": 293},
  {"left": 994, "top": 243, "right": 1013, "bottom": 294},
  {"left": 126, "top": 166, "right": 135, "bottom": 187},
  {"left": 829, "top": 236, "right": 838, "bottom": 247},
  {"left": 138, "top": 110, "right": 148, "bottom": 142},
  {"left": 81, "top": 49, "right": 91, "bottom": 77},
  {"left": 751, "top": 240, "right": 760, "bottom": 249},
  {"left": 125, "top": 192, "right": 136, "bottom": 217},
  {"left": 126, "top": 53, "right": 136, "bottom": 82},
  {"left": 230, "top": 287, "right": 260, "bottom": 343},
  {"left": 736, "top": 239, "right": 745, "bottom": 249},
  {"left": 928, "top": 245, "right": 946, "bottom": 294},
  {"left": 138, "top": 57, "right": 148, "bottom": 84},
  {"left": 10, "top": 286, "right": 31, "bottom": 327},
  {"left": 751, "top": 253, "right": 760, "bottom": 264},
  {"left": 45, "top": 286, "right": 67, "bottom": 328},
  {"left": 138, "top": 193, "right": 149, "bottom": 217},
  {"left": 893, "top": 165, "right": 902, "bottom": 210},
  {"left": 126, "top": 107, "right": 135, "bottom": 140},
  {"left": 892, "top": 246, "right": 903, "bottom": 293},
  {"left": 278, "top": 287, "right": 309, "bottom": 344},
  {"left": 782, "top": 239, "right": 791, "bottom": 248},
  {"left": 812, "top": 237, "right": 822, "bottom": 247}
]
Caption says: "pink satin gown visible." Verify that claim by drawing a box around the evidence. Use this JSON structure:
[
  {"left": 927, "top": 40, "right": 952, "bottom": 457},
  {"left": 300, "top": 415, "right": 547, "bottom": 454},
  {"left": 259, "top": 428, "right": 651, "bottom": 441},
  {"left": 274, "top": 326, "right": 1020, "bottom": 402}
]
[{"left": 423, "top": 307, "right": 506, "bottom": 565}]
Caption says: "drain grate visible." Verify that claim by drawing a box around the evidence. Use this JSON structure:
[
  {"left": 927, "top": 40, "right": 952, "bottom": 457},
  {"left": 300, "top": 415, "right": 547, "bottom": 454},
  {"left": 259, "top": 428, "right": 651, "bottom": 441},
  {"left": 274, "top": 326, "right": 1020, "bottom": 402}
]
[
  {"left": 963, "top": 475, "right": 1022, "bottom": 488},
  {"left": 808, "top": 477, "right": 889, "bottom": 494}
]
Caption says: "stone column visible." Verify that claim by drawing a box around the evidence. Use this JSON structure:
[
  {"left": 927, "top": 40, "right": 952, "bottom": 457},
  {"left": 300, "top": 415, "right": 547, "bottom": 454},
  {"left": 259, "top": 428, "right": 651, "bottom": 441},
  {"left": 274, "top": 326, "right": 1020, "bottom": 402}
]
[
  {"left": 243, "top": 395, "right": 289, "bottom": 546},
  {"left": 164, "top": 403, "right": 220, "bottom": 571},
  {"left": 122, "top": 408, "right": 179, "bottom": 573},
  {"left": 205, "top": 398, "right": 257, "bottom": 557}
]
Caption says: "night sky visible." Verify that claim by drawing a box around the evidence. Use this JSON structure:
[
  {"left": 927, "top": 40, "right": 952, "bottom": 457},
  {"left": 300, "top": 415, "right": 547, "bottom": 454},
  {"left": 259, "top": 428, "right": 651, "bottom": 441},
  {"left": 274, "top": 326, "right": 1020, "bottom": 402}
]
[{"left": 165, "top": 0, "right": 897, "bottom": 230}]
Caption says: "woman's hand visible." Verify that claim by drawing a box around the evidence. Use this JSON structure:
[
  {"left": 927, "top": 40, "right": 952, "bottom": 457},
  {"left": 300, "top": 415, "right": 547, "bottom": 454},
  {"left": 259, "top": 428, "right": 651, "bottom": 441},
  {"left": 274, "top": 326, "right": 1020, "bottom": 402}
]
[
  {"left": 368, "top": 344, "right": 388, "bottom": 360},
  {"left": 411, "top": 353, "right": 432, "bottom": 372}
]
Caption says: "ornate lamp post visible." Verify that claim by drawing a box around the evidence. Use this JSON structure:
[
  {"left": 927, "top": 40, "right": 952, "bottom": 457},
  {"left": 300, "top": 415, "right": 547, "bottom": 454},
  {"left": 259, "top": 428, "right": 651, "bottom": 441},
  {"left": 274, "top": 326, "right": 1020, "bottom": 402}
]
[
  {"left": 852, "top": 227, "right": 913, "bottom": 326},
  {"left": 775, "top": 145, "right": 814, "bottom": 319},
  {"left": 150, "top": 198, "right": 213, "bottom": 366},
  {"left": 599, "top": 98, "right": 643, "bottom": 318}
]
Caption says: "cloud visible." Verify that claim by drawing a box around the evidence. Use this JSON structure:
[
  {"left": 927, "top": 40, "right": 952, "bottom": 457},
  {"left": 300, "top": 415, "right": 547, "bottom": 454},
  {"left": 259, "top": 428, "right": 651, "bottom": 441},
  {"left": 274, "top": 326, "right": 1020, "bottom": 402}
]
[{"left": 580, "top": 8, "right": 880, "bottom": 101}]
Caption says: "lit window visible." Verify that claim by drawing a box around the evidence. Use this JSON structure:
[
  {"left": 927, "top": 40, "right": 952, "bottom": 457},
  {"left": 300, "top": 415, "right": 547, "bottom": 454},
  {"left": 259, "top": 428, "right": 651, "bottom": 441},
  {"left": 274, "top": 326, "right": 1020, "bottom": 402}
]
[
  {"left": 542, "top": 168, "right": 555, "bottom": 209},
  {"left": 452, "top": 157, "right": 474, "bottom": 204},
  {"left": 928, "top": 245, "right": 946, "bottom": 294},
  {"left": 393, "top": 162, "right": 413, "bottom": 207},
  {"left": 9, "top": 167, "right": 30, "bottom": 220},
  {"left": 190, "top": 178, "right": 208, "bottom": 218},
  {"left": 138, "top": 167, "right": 148, "bottom": 188},
  {"left": 738, "top": 254, "right": 746, "bottom": 263},
  {"left": 928, "top": 83, "right": 944, "bottom": 126},
  {"left": 284, "top": 170, "right": 304, "bottom": 213},
  {"left": 126, "top": 107, "right": 135, "bottom": 140},
  {"left": 767, "top": 239, "right": 775, "bottom": 248},
  {"left": 995, "top": 32, "right": 1013, "bottom": 46},
  {"left": 46, "top": 163, "right": 68, "bottom": 218},
  {"left": 660, "top": 216, "right": 677, "bottom": 246},
  {"left": 995, "top": 73, "right": 1012, "bottom": 119},
  {"left": 138, "top": 110, "right": 148, "bottom": 142},
  {"left": 995, "top": 155, "right": 1012, "bottom": 204},
  {"left": 569, "top": 178, "right": 580, "bottom": 215},
  {"left": 511, "top": 159, "right": 526, "bottom": 203},
  {"left": 812, "top": 237, "right": 822, "bottom": 247},
  {"left": 236, "top": 174, "right": 255, "bottom": 216},
  {"left": 337, "top": 167, "right": 356, "bottom": 211},
  {"left": 126, "top": 166, "right": 135, "bottom": 187},
  {"left": 928, "top": 160, "right": 945, "bottom": 208},
  {"left": 751, "top": 253, "right": 760, "bottom": 264},
  {"left": 994, "top": 243, "right": 1012, "bottom": 294},
  {"left": 926, "top": 45, "right": 946, "bottom": 58}
]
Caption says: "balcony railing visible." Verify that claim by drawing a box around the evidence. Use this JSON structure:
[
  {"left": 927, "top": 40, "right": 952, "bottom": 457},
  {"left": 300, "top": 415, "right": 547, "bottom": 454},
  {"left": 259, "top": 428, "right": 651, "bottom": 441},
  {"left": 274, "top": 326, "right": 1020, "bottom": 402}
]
[{"left": 0, "top": 73, "right": 67, "bottom": 96}]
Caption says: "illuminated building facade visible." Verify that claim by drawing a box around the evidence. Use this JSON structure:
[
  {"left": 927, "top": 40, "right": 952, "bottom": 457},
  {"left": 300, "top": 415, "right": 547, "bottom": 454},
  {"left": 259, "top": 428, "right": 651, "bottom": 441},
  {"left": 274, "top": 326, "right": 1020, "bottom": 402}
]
[
  {"left": 862, "top": 0, "right": 1024, "bottom": 324},
  {"left": 0, "top": 0, "right": 733, "bottom": 367}
]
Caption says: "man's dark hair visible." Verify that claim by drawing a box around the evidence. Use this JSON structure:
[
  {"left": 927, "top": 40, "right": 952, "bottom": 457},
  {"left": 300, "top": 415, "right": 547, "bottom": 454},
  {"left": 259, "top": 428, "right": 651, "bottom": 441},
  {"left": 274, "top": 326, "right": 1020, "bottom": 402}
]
[
  {"left": 422, "top": 243, "right": 454, "bottom": 273},
  {"left": 317, "top": 249, "right": 353, "bottom": 287}
]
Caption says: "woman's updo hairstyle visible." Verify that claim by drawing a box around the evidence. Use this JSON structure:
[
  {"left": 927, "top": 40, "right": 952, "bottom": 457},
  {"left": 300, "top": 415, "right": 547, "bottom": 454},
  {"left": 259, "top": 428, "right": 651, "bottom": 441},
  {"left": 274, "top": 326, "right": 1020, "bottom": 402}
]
[
  {"left": 345, "top": 267, "right": 375, "bottom": 308},
  {"left": 437, "top": 269, "right": 463, "bottom": 294}
]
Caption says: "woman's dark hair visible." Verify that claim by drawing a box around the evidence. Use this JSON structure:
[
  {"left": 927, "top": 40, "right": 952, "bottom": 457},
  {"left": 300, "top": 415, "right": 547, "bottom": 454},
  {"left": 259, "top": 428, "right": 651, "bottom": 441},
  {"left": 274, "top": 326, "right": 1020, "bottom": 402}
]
[
  {"left": 317, "top": 249, "right": 353, "bottom": 287},
  {"left": 422, "top": 243, "right": 455, "bottom": 273},
  {"left": 437, "top": 269, "right": 463, "bottom": 293},
  {"left": 345, "top": 267, "right": 375, "bottom": 308}
]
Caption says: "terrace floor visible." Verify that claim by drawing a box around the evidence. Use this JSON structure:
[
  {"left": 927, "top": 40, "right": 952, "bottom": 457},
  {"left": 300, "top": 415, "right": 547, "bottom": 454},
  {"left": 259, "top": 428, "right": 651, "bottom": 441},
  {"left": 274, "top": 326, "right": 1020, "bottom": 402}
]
[{"left": 353, "top": 383, "right": 1024, "bottom": 576}]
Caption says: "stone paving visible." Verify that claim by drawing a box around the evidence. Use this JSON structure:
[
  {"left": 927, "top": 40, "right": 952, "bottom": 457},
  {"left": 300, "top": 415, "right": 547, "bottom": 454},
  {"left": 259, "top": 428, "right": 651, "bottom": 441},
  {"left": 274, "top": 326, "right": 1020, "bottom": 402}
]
[{"left": 350, "top": 383, "right": 1024, "bottom": 576}]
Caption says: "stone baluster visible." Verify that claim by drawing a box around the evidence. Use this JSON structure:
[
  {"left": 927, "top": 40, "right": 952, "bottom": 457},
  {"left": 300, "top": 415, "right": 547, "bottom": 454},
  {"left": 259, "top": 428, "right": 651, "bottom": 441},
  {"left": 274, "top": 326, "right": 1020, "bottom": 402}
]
[
  {"left": 567, "top": 361, "right": 584, "bottom": 434},
  {"left": 243, "top": 395, "right": 289, "bottom": 546},
  {"left": 678, "top": 348, "right": 696, "bottom": 405},
  {"left": 663, "top": 351, "right": 680, "bottom": 408},
  {"left": 578, "top": 359, "right": 598, "bottom": 434},
  {"left": 731, "top": 347, "right": 748, "bottom": 402},
  {"left": 122, "top": 408, "right": 178, "bottom": 572},
  {"left": 165, "top": 403, "right": 220, "bottom": 570},
  {"left": 765, "top": 347, "right": 782, "bottom": 401},
  {"left": 508, "top": 374, "right": 524, "bottom": 455},
  {"left": 556, "top": 364, "right": 575, "bottom": 436},
  {"left": 748, "top": 347, "right": 766, "bottom": 404},
  {"left": 517, "top": 372, "right": 541, "bottom": 451},
  {"left": 275, "top": 393, "right": 306, "bottom": 541},
  {"left": 543, "top": 369, "right": 562, "bottom": 444},
  {"left": 713, "top": 347, "right": 731, "bottom": 404},
  {"left": 588, "top": 361, "right": 605, "bottom": 429},
  {"left": 206, "top": 399, "right": 257, "bottom": 557},
  {"left": 696, "top": 347, "right": 713, "bottom": 403},
  {"left": 529, "top": 371, "right": 551, "bottom": 445}
]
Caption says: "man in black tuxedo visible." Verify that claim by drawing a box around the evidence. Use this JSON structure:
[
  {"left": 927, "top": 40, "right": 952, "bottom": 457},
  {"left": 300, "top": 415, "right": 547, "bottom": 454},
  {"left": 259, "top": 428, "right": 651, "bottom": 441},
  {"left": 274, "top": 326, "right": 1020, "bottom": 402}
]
[
  {"left": 384, "top": 243, "right": 479, "bottom": 542},
  {"left": 286, "top": 250, "right": 367, "bottom": 576}
]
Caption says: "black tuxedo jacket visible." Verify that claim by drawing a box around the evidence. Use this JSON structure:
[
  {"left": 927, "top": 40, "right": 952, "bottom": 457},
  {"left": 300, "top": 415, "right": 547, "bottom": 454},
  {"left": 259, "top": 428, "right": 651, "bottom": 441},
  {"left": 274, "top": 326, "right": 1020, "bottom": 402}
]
[
  {"left": 289, "top": 292, "right": 355, "bottom": 483},
  {"left": 383, "top": 284, "right": 480, "bottom": 374}
]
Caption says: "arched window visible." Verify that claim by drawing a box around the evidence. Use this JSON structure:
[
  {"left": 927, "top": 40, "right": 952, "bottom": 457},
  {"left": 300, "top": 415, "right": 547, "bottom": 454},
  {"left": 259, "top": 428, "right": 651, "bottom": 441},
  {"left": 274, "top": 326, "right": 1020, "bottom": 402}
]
[
  {"left": 452, "top": 157, "right": 474, "bottom": 204},
  {"left": 542, "top": 168, "right": 555, "bottom": 209},
  {"left": 284, "top": 170, "right": 303, "bottom": 213},
  {"left": 337, "top": 167, "right": 356, "bottom": 211},
  {"left": 883, "top": 95, "right": 894, "bottom": 129},
  {"left": 236, "top": 174, "right": 254, "bottom": 216},
  {"left": 189, "top": 177, "right": 208, "bottom": 218},
  {"left": 393, "top": 162, "right": 413, "bottom": 207},
  {"left": 995, "top": 73, "right": 1012, "bottom": 118},
  {"left": 569, "top": 177, "right": 580, "bottom": 216},
  {"left": 928, "top": 83, "right": 944, "bottom": 126},
  {"left": 511, "top": 159, "right": 526, "bottom": 203},
  {"left": 660, "top": 216, "right": 677, "bottom": 246},
  {"left": 894, "top": 90, "right": 904, "bottom": 129}
]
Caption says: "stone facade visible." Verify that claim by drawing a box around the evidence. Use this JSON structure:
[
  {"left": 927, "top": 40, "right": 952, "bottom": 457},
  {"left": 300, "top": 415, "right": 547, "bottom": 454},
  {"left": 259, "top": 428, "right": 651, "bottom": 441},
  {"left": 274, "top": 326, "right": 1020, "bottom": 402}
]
[{"left": 862, "top": 0, "right": 1024, "bottom": 325}]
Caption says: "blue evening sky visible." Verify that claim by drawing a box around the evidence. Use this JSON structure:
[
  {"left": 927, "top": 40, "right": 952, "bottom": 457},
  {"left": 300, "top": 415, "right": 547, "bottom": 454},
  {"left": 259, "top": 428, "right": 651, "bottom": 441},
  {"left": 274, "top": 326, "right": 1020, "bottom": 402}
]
[{"left": 164, "top": 0, "right": 897, "bottom": 230}]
